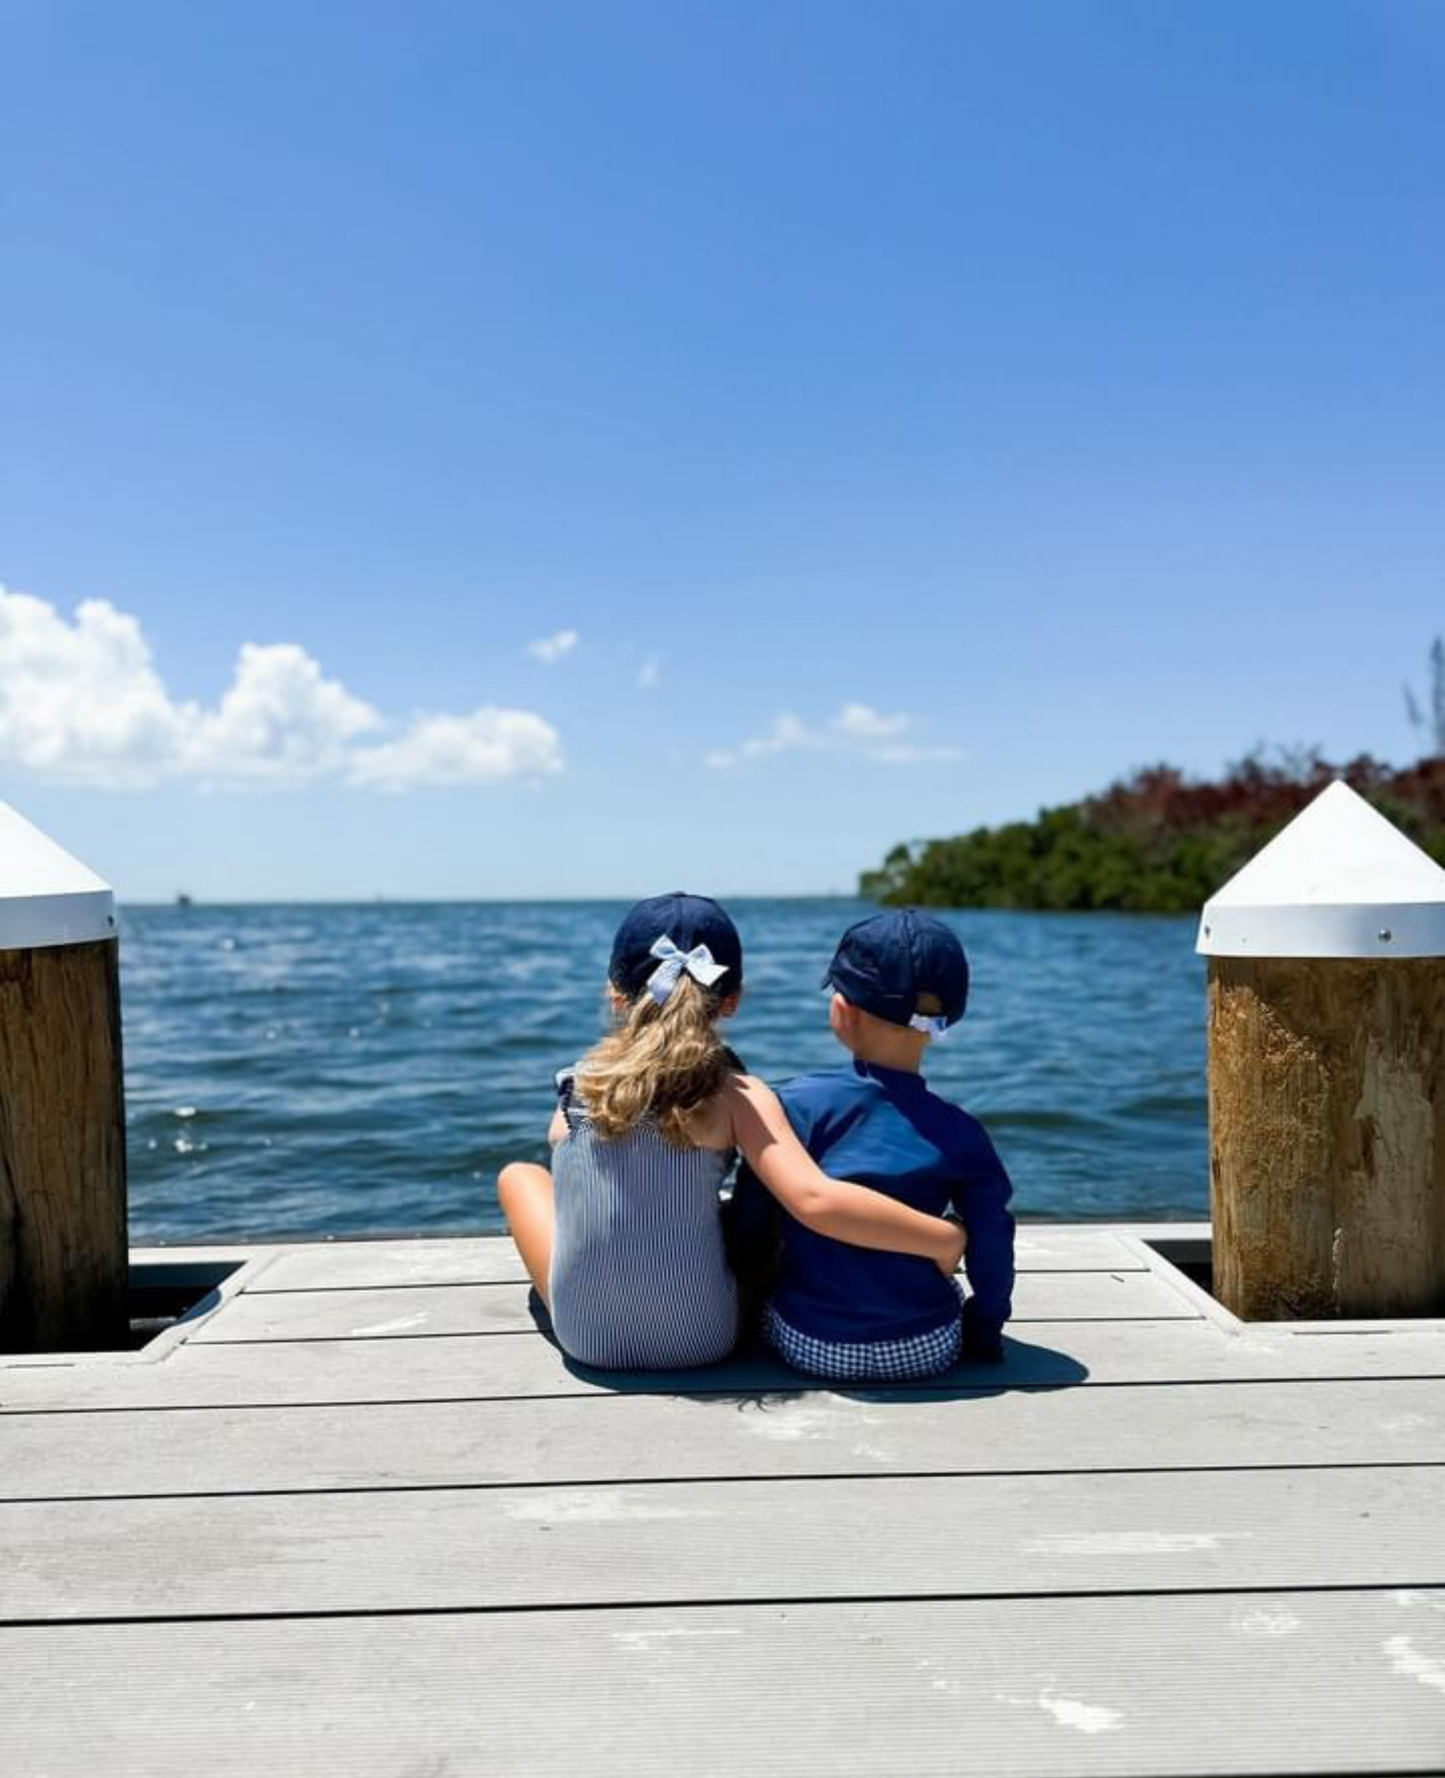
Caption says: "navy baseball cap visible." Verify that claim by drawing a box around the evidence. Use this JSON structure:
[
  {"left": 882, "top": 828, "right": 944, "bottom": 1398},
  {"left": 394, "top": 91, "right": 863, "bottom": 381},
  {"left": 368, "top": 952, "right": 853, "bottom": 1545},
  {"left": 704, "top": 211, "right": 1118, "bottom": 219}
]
[
  {"left": 609, "top": 892, "right": 744, "bottom": 1001},
  {"left": 822, "top": 909, "right": 969, "bottom": 1030}
]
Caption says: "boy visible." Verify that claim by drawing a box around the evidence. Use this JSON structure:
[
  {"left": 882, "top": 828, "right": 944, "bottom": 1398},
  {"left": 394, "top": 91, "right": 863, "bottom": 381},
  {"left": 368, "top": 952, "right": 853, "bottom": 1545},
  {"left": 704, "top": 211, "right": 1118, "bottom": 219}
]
[{"left": 728, "top": 909, "right": 1014, "bottom": 1378}]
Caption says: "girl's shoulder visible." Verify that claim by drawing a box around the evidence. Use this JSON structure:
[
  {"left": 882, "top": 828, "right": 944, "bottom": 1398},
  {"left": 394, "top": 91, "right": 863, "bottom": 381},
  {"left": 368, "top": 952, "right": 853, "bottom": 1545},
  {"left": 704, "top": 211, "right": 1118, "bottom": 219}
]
[
  {"left": 694, "top": 1068, "right": 783, "bottom": 1149},
  {"left": 671, "top": 1066, "right": 756, "bottom": 1153},
  {"left": 682, "top": 1085, "right": 739, "bottom": 1152}
]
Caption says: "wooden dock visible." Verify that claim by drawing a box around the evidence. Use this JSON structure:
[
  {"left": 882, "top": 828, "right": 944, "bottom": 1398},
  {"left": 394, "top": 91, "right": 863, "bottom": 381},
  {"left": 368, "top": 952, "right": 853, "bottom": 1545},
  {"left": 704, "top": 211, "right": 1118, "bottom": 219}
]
[{"left": 3, "top": 1223, "right": 1443, "bottom": 1775}]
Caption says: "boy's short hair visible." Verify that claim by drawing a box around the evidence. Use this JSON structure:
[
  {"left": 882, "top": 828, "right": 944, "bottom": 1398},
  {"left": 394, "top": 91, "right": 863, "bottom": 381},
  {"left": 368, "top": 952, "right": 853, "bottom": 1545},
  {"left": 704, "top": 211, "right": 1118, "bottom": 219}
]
[{"left": 822, "top": 910, "right": 969, "bottom": 1029}]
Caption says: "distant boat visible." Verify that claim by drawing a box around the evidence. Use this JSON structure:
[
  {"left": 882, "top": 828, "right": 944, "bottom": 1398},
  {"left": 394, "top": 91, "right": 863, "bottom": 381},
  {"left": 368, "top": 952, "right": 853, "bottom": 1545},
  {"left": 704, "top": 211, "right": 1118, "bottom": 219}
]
[{"left": 175, "top": 893, "right": 194, "bottom": 908}]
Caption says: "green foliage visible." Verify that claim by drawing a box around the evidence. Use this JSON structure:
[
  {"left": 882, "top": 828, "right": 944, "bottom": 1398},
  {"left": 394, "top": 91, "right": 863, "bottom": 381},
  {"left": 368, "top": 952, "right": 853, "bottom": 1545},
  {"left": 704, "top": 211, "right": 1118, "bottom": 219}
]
[{"left": 862, "top": 752, "right": 1445, "bottom": 914}]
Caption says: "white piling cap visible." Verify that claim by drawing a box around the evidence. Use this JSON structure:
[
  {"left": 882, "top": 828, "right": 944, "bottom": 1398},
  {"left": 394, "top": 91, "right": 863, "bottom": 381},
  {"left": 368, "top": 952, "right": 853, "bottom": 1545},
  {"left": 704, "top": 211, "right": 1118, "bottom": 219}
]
[
  {"left": 1197, "top": 780, "right": 1445, "bottom": 959},
  {"left": 0, "top": 803, "right": 116, "bottom": 950}
]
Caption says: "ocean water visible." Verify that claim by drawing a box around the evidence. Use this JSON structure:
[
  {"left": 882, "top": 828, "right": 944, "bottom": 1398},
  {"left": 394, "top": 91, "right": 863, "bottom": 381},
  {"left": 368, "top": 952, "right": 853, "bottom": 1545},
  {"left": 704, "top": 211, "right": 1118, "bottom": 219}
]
[{"left": 119, "top": 899, "right": 1209, "bottom": 1243}]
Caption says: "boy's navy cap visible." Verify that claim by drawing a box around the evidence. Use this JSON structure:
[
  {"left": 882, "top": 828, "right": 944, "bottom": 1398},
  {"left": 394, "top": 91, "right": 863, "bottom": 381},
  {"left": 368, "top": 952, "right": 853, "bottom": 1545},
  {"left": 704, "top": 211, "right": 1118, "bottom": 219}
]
[
  {"left": 610, "top": 892, "right": 744, "bottom": 1000},
  {"left": 822, "top": 909, "right": 969, "bottom": 1028}
]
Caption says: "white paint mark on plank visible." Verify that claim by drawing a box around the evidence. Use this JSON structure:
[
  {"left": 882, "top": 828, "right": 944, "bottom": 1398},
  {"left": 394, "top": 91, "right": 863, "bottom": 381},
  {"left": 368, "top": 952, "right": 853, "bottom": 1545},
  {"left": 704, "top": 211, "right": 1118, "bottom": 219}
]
[
  {"left": 915, "top": 1658, "right": 961, "bottom": 1697},
  {"left": 1395, "top": 1590, "right": 1445, "bottom": 1613},
  {"left": 1384, "top": 1635, "right": 1445, "bottom": 1694},
  {"left": 997, "top": 1685, "right": 1126, "bottom": 1735},
  {"left": 1036, "top": 1692, "right": 1124, "bottom": 1734},
  {"left": 1025, "top": 1531, "right": 1243, "bottom": 1555},
  {"left": 852, "top": 1440, "right": 897, "bottom": 1462},
  {"left": 739, "top": 1402, "right": 884, "bottom": 1442},
  {"left": 1235, "top": 1609, "right": 1302, "bottom": 1638},
  {"left": 612, "top": 1627, "right": 742, "bottom": 1652},
  {"left": 347, "top": 1314, "right": 430, "bottom": 1336},
  {"left": 506, "top": 1491, "right": 697, "bottom": 1524}
]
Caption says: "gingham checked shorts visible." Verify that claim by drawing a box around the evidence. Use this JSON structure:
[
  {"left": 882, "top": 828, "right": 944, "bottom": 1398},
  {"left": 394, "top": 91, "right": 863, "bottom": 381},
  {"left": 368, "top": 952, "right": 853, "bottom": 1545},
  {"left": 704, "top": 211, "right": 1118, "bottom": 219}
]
[{"left": 763, "top": 1285, "right": 964, "bottom": 1382}]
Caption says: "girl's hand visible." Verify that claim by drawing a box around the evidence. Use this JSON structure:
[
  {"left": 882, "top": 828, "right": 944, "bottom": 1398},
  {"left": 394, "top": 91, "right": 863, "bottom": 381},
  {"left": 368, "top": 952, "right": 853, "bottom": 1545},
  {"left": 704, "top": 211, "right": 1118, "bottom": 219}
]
[{"left": 935, "top": 1219, "right": 967, "bottom": 1278}]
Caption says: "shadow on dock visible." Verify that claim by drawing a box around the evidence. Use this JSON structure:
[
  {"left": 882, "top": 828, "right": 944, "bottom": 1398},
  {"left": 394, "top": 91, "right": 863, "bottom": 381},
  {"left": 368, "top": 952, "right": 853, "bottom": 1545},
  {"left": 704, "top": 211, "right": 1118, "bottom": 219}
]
[{"left": 526, "top": 1289, "right": 1089, "bottom": 1398}]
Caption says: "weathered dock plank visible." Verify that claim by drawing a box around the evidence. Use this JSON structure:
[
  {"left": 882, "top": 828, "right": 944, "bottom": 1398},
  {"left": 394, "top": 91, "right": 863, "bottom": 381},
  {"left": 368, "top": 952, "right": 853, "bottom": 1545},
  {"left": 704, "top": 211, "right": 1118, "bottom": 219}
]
[
  {"left": 6, "top": 1316, "right": 1444, "bottom": 1413},
  {"left": 4, "top": 1377, "right": 1442, "bottom": 1500},
  {"left": 185, "top": 1269, "right": 1200, "bottom": 1344},
  {"left": 7, "top": 1465, "right": 1443, "bottom": 1622},
  {"left": 3, "top": 1591, "right": 1442, "bottom": 1776},
  {"left": 242, "top": 1224, "right": 1149, "bottom": 1291}
]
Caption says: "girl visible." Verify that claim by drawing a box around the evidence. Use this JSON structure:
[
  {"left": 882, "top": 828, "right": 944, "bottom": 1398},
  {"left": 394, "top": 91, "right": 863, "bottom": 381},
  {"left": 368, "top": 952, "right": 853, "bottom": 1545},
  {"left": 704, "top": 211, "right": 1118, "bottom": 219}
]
[{"left": 497, "top": 892, "right": 966, "bottom": 1370}]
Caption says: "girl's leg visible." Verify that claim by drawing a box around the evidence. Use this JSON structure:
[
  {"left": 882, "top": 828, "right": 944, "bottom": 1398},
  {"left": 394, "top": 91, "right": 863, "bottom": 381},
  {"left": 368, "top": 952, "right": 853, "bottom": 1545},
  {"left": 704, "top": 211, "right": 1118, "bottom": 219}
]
[{"left": 497, "top": 1162, "right": 555, "bottom": 1305}]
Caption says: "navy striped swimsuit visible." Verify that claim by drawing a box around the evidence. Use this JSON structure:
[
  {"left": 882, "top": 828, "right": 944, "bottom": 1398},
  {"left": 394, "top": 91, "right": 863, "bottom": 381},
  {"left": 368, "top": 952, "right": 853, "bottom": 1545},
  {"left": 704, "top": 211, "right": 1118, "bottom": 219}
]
[{"left": 547, "top": 1069, "right": 739, "bottom": 1370}]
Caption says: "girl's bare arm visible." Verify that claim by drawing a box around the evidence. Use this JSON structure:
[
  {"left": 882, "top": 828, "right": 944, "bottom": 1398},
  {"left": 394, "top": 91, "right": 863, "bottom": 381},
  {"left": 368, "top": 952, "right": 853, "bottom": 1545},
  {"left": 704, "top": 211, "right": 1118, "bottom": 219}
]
[{"left": 724, "top": 1075, "right": 965, "bottom": 1276}]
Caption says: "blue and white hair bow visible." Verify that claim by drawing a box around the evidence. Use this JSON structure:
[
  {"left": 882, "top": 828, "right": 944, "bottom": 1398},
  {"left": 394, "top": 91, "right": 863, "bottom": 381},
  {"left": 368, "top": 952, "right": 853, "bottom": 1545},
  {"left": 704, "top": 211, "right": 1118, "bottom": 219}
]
[{"left": 646, "top": 934, "right": 730, "bottom": 1005}]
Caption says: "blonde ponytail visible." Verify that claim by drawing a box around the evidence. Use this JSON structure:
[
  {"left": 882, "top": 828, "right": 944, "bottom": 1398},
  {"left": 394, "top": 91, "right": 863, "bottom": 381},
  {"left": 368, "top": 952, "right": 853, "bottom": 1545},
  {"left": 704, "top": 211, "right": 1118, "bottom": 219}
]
[{"left": 575, "top": 974, "right": 733, "bottom": 1147}]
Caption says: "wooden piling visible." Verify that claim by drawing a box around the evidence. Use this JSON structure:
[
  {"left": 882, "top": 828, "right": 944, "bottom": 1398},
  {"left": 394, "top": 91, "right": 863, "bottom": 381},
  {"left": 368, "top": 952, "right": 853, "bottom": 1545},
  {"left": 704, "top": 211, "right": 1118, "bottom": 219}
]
[
  {"left": 1207, "top": 954, "right": 1445, "bottom": 1318},
  {"left": 0, "top": 805, "right": 127, "bottom": 1352},
  {"left": 1198, "top": 782, "right": 1445, "bottom": 1321}
]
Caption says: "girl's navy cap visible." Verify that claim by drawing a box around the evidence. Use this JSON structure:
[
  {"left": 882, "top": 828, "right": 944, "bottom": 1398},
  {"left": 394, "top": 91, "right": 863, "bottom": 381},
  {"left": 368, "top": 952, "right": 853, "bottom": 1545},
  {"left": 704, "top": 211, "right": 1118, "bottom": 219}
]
[
  {"left": 822, "top": 909, "right": 969, "bottom": 1028},
  {"left": 610, "top": 892, "right": 744, "bottom": 1000}
]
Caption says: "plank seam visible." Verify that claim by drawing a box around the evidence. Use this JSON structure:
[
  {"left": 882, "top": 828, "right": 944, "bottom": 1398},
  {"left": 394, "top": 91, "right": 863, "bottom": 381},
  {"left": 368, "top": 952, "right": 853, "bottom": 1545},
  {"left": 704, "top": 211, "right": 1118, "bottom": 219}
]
[
  {"left": 4, "top": 1456, "right": 1443, "bottom": 1507},
  {"left": 3, "top": 1578, "right": 1441, "bottom": 1631}
]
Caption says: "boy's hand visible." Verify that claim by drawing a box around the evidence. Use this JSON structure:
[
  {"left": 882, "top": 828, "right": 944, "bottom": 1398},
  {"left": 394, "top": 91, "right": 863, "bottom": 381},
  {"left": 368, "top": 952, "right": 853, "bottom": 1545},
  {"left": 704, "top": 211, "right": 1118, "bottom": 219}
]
[
  {"left": 960, "top": 1297, "right": 1005, "bottom": 1363},
  {"left": 934, "top": 1218, "right": 967, "bottom": 1277}
]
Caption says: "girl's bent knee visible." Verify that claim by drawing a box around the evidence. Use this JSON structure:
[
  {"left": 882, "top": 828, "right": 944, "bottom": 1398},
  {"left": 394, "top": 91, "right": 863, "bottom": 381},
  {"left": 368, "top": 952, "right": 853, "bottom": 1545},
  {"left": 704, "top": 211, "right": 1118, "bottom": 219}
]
[{"left": 497, "top": 1164, "right": 529, "bottom": 1214}]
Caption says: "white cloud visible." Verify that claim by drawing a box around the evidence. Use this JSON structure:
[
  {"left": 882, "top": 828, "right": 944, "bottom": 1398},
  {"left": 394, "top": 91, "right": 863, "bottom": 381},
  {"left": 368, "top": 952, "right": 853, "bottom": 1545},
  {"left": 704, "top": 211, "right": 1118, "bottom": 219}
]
[
  {"left": 0, "top": 590, "right": 192, "bottom": 786},
  {"left": 637, "top": 653, "right": 660, "bottom": 690},
  {"left": 0, "top": 585, "right": 564, "bottom": 791},
  {"left": 349, "top": 710, "right": 563, "bottom": 791},
  {"left": 703, "top": 714, "right": 818, "bottom": 771},
  {"left": 528, "top": 629, "right": 579, "bottom": 665},
  {"left": 830, "top": 702, "right": 908, "bottom": 741},
  {"left": 188, "top": 643, "right": 382, "bottom": 782},
  {"left": 705, "top": 703, "right": 961, "bottom": 770}
]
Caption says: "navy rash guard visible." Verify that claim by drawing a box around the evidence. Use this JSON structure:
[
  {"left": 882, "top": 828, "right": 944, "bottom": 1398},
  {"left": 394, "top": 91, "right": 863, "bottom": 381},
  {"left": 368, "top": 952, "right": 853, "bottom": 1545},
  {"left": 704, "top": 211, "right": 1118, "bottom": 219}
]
[{"left": 729, "top": 1059, "right": 1015, "bottom": 1355}]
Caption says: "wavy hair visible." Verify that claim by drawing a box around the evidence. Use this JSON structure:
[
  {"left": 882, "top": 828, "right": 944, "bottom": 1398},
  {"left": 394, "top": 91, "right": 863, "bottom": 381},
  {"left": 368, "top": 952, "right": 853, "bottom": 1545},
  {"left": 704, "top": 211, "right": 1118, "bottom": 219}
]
[{"left": 575, "top": 973, "right": 734, "bottom": 1147}]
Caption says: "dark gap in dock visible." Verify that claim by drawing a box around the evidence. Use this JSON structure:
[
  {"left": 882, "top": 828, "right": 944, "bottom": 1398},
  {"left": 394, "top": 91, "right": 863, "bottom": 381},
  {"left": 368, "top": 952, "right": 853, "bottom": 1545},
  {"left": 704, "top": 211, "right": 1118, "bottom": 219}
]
[
  {"left": 1146, "top": 1236, "right": 1445, "bottom": 1323},
  {"left": 124, "top": 1261, "right": 241, "bottom": 1350}
]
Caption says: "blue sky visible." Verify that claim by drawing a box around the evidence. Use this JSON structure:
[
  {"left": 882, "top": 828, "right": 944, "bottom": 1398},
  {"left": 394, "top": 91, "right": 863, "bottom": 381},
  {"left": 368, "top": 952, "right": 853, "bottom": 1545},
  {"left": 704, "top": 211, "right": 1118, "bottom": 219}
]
[{"left": 3, "top": 0, "right": 1443, "bottom": 898}]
